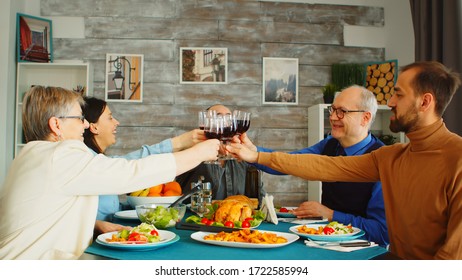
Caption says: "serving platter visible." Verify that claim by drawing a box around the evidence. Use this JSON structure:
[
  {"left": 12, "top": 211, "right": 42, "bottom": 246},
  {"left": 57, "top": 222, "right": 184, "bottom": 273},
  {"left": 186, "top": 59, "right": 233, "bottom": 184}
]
[
  {"left": 289, "top": 224, "right": 365, "bottom": 242},
  {"left": 96, "top": 230, "right": 178, "bottom": 251},
  {"left": 190, "top": 230, "right": 299, "bottom": 248}
]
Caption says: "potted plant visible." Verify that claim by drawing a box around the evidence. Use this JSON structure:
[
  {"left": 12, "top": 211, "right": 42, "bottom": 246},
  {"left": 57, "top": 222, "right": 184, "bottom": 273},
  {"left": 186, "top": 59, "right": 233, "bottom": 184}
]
[{"left": 322, "top": 83, "right": 339, "bottom": 104}]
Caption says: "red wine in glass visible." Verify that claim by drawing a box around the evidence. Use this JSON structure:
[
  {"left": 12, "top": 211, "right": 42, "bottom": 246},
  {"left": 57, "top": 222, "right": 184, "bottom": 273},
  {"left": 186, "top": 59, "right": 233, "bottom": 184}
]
[
  {"left": 205, "top": 131, "right": 221, "bottom": 139},
  {"left": 234, "top": 111, "right": 251, "bottom": 135},
  {"left": 198, "top": 111, "right": 207, "bottom": 130},
  {"left": 236, "top": 119, "right": 251, "bottom": 134}
]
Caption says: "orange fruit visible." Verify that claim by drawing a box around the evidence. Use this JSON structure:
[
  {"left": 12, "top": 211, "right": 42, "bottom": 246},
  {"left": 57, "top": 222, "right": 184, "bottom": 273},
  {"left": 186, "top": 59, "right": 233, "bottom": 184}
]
[
  {"left": 163, "top": 181, "right": 182, "bottom": 195},
  {"left": 148, "top": 184, "right": 164, "bottom": 196},
  {"left": 147, "top": 192, "right": 162, "bottom": 197},
  {"left": 163, "top": 189, "right": 181, "bottom": 197}
]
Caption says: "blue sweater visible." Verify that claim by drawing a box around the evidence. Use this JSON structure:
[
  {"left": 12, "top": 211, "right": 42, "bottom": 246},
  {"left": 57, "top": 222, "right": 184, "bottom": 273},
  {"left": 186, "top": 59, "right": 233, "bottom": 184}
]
[{"left": 254, "top": 134, "right": 389, "bottom": 246}]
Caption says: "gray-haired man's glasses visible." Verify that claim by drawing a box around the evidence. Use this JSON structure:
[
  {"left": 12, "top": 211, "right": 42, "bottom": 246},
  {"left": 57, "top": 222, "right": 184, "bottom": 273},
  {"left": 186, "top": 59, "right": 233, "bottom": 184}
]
[{"left": 327, "top": 106, "right": 365, "bottom": 120}]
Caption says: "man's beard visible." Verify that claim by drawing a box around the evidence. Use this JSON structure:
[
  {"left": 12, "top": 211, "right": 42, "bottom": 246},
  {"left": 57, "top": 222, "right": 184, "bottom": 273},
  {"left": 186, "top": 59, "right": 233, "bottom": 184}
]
[{"left": 389, "top": 106, "right": 419, "bottom": 133}]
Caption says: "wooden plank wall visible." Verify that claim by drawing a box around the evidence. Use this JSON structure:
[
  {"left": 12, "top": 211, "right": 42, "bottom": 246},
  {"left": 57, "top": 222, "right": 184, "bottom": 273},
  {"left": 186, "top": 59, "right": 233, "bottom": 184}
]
[{"left": 41, "top": 0, "right": 385, "bottom": 206}]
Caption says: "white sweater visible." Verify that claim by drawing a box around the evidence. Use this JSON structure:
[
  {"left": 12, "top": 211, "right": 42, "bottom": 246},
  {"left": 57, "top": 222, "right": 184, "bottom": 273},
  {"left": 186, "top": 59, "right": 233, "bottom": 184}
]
[{"left": 0, "top": 140, "right": 176, "bottom": 259}]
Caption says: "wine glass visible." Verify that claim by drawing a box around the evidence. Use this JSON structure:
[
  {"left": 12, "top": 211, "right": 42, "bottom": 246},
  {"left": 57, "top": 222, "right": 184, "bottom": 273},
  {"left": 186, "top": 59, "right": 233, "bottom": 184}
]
[
  {"left": 203, "top": 115, "right": 224, "bottom": 165},
  {"left": 198, "top": 111, "right": 207, "bottom": 130},
  {"left": 218, "top": 114, "right": 237, "bottom": 160},
  {"left": 198, "top": 110, "right": 217, "bottom": 130},
  {"left": 233, "top": 110, "right": 251, "bottom": 136}
]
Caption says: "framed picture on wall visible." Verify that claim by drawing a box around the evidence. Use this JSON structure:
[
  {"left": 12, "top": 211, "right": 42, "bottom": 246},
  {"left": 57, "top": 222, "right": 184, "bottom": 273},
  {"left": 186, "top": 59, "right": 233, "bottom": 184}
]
[
  {"left": 180, "top": 47, "right": 228, "bottom": 84},
  {"left": 105, "top": 54, "right": 144, "bottom": 102},
  {"left": 16, "top": 13, "right": 53, "bottom": 63},
  {"left": 262, "top": 57, "right": 299, "bottom": 105}
]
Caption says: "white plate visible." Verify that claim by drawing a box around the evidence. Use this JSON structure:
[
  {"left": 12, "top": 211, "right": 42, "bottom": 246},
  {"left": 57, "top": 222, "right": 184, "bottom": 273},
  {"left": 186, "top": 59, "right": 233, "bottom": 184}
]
[
  {"left": 114, "top": 210, "right": 139, "bottom": 220},
  {"left": 191, "top": 230, "right": 299, "bottom": 248},
  {"left": 275, "top": 207, "right": 297, "bottom": 218},
  {"left": 289, "top": 224, "right": 365, "bottom": 242},
  {"left": 96, "top": 230, "right": 178, "bottom": 251}
]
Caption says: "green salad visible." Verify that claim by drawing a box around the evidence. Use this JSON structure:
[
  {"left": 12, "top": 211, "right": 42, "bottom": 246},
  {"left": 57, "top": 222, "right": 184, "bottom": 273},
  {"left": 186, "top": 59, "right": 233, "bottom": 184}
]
[
  {"left": 138, "top": 206, "right": 180, "bottom": 228},
  {"left": 107, "top": 223, "right": 160, "bottom": 243}
]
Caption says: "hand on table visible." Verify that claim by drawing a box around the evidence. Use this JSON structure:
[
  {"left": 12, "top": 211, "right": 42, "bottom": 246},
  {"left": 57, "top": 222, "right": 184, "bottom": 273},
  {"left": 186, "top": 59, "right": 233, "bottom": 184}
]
[
  {"left": 292, "top": 201, "right": 334, "bottom": 221},
  {"left": 94, "top": 220, "right": 132, "bottom": 235}
]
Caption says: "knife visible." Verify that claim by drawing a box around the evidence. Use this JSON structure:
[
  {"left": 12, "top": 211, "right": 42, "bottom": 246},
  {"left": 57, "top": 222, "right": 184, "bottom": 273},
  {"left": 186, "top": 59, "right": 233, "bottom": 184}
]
[
  {"left": 311, "top": 240, "right": 371, "bottom": 247},
  {"left": 278, "top": 216, "right": 324, "bottom": 222},
  {"left": 175, "top": 221, "right": 241, "bottom": 233}
]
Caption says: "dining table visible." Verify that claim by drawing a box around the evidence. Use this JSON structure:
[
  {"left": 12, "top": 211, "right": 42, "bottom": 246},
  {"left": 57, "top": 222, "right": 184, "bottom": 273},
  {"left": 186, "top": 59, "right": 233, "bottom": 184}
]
[{"left": 82, "top": 210, "right": 395, "bottom": 260}]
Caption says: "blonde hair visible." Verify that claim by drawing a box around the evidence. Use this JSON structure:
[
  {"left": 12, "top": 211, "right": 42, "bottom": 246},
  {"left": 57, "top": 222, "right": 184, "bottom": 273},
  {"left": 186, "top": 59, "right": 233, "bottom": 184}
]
[{"left": 22, "top": 86, "right": 84, "bottom": 142}]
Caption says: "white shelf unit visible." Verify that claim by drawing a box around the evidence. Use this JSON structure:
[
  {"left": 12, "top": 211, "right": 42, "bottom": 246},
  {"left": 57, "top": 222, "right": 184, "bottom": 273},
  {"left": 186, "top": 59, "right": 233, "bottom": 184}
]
[
  {"left": 307, "top": 104, "right": 406, "bottom": 202},
  {"left": 15, "top": 62, "right": 92, "bottom": 157}
]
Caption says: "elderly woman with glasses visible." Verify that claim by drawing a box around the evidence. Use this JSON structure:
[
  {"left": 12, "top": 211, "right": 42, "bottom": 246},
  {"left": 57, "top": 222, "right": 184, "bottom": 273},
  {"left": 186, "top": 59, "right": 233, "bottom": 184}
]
[{"left": 0, "top": 86, "right": 219, "bottom": 260}]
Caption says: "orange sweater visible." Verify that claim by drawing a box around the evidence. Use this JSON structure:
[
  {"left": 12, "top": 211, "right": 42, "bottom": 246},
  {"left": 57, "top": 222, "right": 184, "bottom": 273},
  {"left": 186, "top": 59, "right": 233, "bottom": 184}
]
[{"left": 258, "top": 119, "right": 462, "bottom": 259}]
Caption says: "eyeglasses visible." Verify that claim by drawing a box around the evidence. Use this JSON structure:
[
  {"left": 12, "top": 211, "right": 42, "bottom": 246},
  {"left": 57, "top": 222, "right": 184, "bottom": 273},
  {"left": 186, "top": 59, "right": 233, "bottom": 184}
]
[
  {"left": 327, "top": 106, "right": 365, "bottom": 120},
  {"left": 58, "top": 115, "right": 86, "bottom": 123}
]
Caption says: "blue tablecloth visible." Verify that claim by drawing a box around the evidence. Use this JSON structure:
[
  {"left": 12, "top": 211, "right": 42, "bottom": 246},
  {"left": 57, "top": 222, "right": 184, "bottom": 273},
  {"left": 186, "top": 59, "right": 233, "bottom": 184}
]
[{"left": 84, "top": 212, "right": 388, "bottom": 260}]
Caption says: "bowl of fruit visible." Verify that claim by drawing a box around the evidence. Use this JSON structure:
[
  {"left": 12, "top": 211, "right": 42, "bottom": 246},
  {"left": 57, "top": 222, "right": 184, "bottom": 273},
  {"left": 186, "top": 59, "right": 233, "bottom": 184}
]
[
  {"left": 127, "top": 181, "right": 182, "bottom": 208},
  {"left": 135, "top": 203, "right": 186, "bottom": 229}
]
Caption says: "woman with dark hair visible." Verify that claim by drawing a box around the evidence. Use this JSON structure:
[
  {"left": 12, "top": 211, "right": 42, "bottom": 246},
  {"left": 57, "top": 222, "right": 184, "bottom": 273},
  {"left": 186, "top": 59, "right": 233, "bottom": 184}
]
[{"left": 82, "top": 97, "right": 206, "bottom": 234}]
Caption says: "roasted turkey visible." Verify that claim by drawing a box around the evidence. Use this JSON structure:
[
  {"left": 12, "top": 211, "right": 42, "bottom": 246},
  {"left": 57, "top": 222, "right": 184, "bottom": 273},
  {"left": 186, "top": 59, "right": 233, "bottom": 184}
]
[{"left": 213, "top": 195, "right": 255, "bottom": 223}]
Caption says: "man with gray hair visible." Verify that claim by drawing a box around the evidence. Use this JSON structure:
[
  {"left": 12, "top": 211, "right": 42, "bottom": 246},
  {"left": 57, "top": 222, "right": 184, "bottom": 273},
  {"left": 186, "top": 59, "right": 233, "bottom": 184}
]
[{"left": 240, "top": 85, "right": 388, "bottom": 246}]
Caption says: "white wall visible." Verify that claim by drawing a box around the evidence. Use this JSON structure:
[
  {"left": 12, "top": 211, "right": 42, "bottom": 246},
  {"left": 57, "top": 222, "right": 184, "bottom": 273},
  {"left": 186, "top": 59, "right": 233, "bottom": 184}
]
[
  {"left": 0, "top": 0, "right": 414, "bottom": 187},
  {"left": 0, "top": 0, "right": 25, "bottom": 186},
  {"left": 262, "top": 0, "right": 415, "bottom": 66}
]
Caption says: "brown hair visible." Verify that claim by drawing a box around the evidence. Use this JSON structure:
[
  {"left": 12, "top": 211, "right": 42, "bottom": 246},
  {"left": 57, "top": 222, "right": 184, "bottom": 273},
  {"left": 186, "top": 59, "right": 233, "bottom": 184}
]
[
  {"left": 401, "top": 61, "right": 461, "bottom": 117},
  {"left": 82, "top": 97, "right": 107, "bottom": 154},
  {"left": 22, "top": 86, "right": 84, "bottom": 142}
]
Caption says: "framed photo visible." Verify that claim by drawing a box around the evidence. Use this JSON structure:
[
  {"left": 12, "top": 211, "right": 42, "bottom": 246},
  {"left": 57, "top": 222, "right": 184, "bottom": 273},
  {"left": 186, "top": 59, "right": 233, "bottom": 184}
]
[
  {"left": 364, "top": 59, "right": 398, "bottom": 105},
  {"left": 180, "top": 47, "right": 228, "bottom": 84},
  {"left": 105, "top": 54, "right": 144, "bottom": 102},
  {"left": 16, "top": 13, "right": 53, "bottom": 63},
  {"left": 263, "top": 57, "right": 299, "bottom": 105}
]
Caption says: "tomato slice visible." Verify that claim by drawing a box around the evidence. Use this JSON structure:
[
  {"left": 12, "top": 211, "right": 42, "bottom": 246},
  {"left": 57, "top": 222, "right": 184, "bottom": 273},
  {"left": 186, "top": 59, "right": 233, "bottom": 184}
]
[
  {"left": 150, "top": 229, "right": 159, "bottom": 236},
  {"left": 224, "top": 221, "right": 234, "bottom": 228},
  {"left": 241, "top": 221, "right": 251, "bottom": 228},
  {"left": 205, "top": 219, "right": 214, "bottom": 226},
  {"left": 279, "top": 207, "right": 289, "bottom": 213},
  {"left": 200, "top": 217, "right": 209, "bottom": 224},
  {"left": 127, "top": 232, "right": 140, "bottom": 241},
  {"left": 323, "top": 226, "right": 335, "bottom": 235}
]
